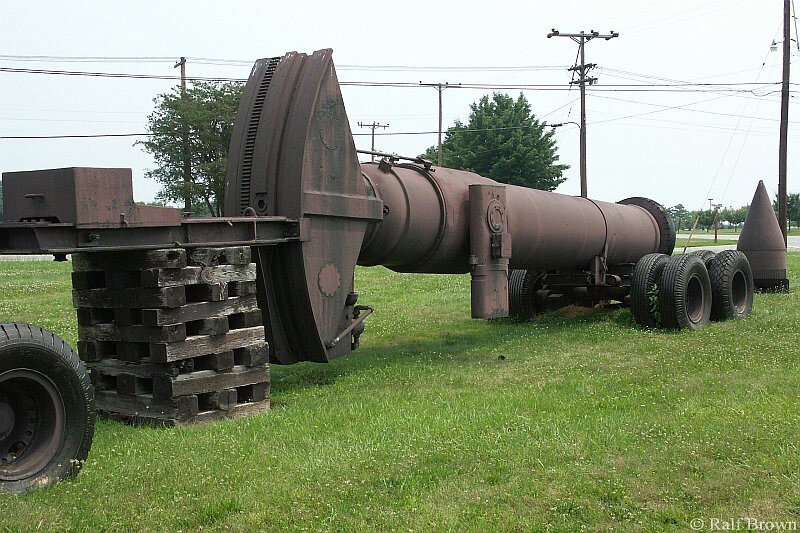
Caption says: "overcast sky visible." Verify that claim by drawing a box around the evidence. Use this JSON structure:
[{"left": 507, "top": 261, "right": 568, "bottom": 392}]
[{"left": 0, "top": 0, "right": 797, "bottom": 212}]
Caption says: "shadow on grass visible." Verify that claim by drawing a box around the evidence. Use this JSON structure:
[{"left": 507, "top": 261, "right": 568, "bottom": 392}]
[{"left": 270, "top": 305, "right": 636, "bottom": 397}]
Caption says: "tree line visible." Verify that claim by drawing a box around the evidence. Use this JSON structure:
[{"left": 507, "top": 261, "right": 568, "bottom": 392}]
[{"left": 667, "top": 193, "right": 800, "bottom": 232}]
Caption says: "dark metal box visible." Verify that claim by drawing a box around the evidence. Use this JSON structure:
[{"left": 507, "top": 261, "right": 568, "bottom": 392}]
[{"left": 1, "top": 167, "right": 179, "bottom": 227}]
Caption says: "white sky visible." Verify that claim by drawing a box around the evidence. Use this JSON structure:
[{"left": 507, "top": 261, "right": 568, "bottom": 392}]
[{"left": 0, "top": 0, "right": 797, "bottom": 212}]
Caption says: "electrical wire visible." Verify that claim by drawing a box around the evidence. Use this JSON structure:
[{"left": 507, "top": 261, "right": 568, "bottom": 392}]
[
  {"left": 0, "top": 54, "right": 572, "bottom": 72},
  {"left": 589, "top": 93, "right": 798, "bottom": 124},
  {"left": 0, "top": 66, "right": 789, "bottom": 95},
  {"left": 0, "top": 124, "right": 563, "bottom": 140},
  {"left": 624, "top": 0, "right": 757, "bottom": 36},
  {"left": 0, "top": 133, "right": 151, "bottom": 139}
]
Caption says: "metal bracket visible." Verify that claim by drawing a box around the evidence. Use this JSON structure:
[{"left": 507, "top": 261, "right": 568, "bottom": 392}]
[{"left": 326, "top": 305, "right": 373, "bottom": 348}]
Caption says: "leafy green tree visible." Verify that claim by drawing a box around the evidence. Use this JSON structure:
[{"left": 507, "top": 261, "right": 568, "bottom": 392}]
[
  {"left": 138, "top": 82, "right": 243, "bottom": 216},
  {"left": 421, "top": 93, "right": 568, "bottom": 191},
  {"left": 688, "top": 209, "right": 716, "bottom": 231},
  {"left": 668, "top": 204, "right": 688, "bottom": 230},
  {"left": 719, "top": 207, "right": 734, "bottom": 229},
  {"left": 726, "top": 205, "right": 748, "bottom": 231},
  {"left": 735, "top": 206, "right": 749, "bottom": 227},
  {"left": 772, "top": 192, "right": 800, "bottom": 229},
  {"left": 788, "top": 193, "right": 800, "bottom": 229}
]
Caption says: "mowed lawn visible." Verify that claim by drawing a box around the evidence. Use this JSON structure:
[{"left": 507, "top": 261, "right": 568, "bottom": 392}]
[
  {"left": 1, "top": 256, "right": 799, "bottom": 531},
  {"left": 674, "top": 238, "right": 739, "bottom": 249}
]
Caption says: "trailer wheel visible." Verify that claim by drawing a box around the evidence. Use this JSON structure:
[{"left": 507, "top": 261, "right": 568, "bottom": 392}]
[
  {"left": 688, "top": 249, "right": 716, "bottom": 269},
  {"left": 658, "top": 255, "right": 712, "bottom": 330},
  {"left": 709, "top": 250, "right": 754, "bottom": 321},
  {"left": 0, "top": 323, "right": 94, "bottom": 494},
  {"left": 508, "top": 269, "right": 546, "bottom": 319},
  {"left": 630, "top": 253, "right": 668, "bottom": 328}
]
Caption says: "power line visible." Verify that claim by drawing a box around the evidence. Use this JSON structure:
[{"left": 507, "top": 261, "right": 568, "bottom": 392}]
[
  {"left": 0, "top": 66, "right": 241, "bottom": 83},
  {"left": 5, "top": 118, "right": 797, "bottom": 142},
  {"left": 0, "top": 124, "right": 556, "bottom": 141},
  {"left": 0, "top": 66, "right": 789, "bottom": 94},
  {"left": 0, "top": 54, "right": 178, "bottom": 63},
  {"left": 590, "top": 110, "right": 783, "bottom": 135},
  {"left": 0, "top": 54, "right": 572, "bottom": 71},
  {"left": 0, "top": 133, "right": 151, "bottom": 139},
  {"left": 589, "top": 93, "right": 799, "bottom": 124},
  {"left": 624, "top": 0, "right": 756, "bottom": 35}
]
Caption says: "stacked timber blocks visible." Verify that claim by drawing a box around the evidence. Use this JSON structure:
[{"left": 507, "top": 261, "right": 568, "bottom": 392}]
[{"left": 72, "top": 247, "right": 270, "bottom": 426}]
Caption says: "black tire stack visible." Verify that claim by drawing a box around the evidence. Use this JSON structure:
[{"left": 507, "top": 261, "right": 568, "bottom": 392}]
[{"left": 630, "top": 250, "right": 754, "bottom": 330}]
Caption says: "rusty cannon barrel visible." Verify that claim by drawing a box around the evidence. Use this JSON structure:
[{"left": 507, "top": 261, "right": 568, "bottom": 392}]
[{"left": 359, "top": 163, "right": 670, "bottom": 273}]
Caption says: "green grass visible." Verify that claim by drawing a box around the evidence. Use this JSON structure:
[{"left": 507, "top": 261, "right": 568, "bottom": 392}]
[
  {"left": 693, "top": 228, "right": 800, "bottom": 236},
  {"left": 1, "top": 257, "right": 799, "bottom": 531},
  {"left": 674, "top": 238, "right": 739, "bottom": 248}
]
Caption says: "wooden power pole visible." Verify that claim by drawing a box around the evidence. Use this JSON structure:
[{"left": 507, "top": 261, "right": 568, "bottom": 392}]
[
  {"left": 358, "top": 121, "right": 389, "bottom": 161},
  {"left": 175, "top": 56, "right": 192, "bottom": 215},
  {"left": 778, "top": 0, "right": 791, "bottom": 244},
  {"left": 420, "top": 82, "right": 459, "bottom": 166},
  {"left": 547, "top": 29, "right": 619, "bottom": 198}
]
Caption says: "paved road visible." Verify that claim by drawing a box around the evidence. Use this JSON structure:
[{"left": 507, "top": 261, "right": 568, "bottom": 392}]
[{"left": 678, "top": 233, "right": 800, "bottom": 251}]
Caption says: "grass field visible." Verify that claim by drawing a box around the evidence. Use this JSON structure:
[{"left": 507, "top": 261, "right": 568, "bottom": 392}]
[
  {"left": 1, "top": 257, "right": 799, "bottom": 531},
  {"left": 681, "top": 228, "right": 800, "bottom": 237},
  {"left": 674, "top": 238, "right": 739, "bottom": 249}
]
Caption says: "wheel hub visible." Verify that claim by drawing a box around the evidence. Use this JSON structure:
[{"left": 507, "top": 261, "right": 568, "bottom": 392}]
[{"left": 0, "top": 369, "right": 65, "bottom": 481}]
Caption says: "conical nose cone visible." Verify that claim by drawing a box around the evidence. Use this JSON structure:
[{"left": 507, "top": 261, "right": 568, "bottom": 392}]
[
  {"left": 737, "top": 180, "right": 788, "bottom": 292},
  {"left": 738, "top": 180, "right": 786, "bottom": 251}
]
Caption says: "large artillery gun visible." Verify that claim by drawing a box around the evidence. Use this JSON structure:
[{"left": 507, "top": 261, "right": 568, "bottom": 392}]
[{"left": 0, "top": 49, "right": 754, "bottom": 493}]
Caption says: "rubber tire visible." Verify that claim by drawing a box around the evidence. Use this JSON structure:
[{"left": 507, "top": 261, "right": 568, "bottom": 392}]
[
  {"left": 709, "top": 250, "right": 754, "bottom": 321},
  {"left": 508, "top": 269, "right": 546, "bottom": 319},
  {"left": 0, "top": 323, "right": 94, "bottom": 494},
  {"left": 688, "top": 249, "right": 716, "bottom": 269},
  {"left": 658, "top": 255, "right": 712, "bottom": 330},
  {"left": 630, "top": 253, "right": 669, "bottom": 328},
  {"left": 618, "top": 197, "right": 676, "bottom": 255}
]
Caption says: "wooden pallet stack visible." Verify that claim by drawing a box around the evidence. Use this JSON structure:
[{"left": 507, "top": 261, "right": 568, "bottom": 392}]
[{"left": 71, "top": 246, "right": 270, "bottom": 426}]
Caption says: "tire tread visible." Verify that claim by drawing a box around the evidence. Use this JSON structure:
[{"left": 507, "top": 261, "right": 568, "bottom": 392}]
[
  {"left": 709, "top": 250, "right": 754, "bottom": 321},
  {"left": 630, "top": 253, "right": 668, "bottom": 328},
  {"left": 0, "top": 322, "right": 95, "bottom": 494}
]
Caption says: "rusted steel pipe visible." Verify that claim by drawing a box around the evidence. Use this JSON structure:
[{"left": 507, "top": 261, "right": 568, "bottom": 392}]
[{"left": 359, "top": 162, "right": 661, "bottom": 273}]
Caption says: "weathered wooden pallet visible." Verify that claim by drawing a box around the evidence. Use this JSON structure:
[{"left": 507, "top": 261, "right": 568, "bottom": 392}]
[
  {"left": 95, "top": 390, "right": 269, "bottom": 427},
  {"left": 73, "top": 264, "right": 256, "bottom": 290},
  {"left": 73, "top": 247, "right": 270, "bottom": 426}
]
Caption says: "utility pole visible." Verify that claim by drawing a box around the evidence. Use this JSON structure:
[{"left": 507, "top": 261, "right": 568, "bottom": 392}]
[
  {"left": 547, "top": 29, "right": 619, "bottom": 198},
  {"left": 175, "top": 56, "right": 191, "bottom": 215},
  {"left": 358, "top": 121, "right": 389, "bottom": 162},
  {"left": 778, "top": 0, "right": 791, "bottom": 244},
  {"left": 712, "top": 203, "right": 722, "bottom": 243},
  {"left": 420, "top": 82, "right": 459, "bottom": 166}
]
